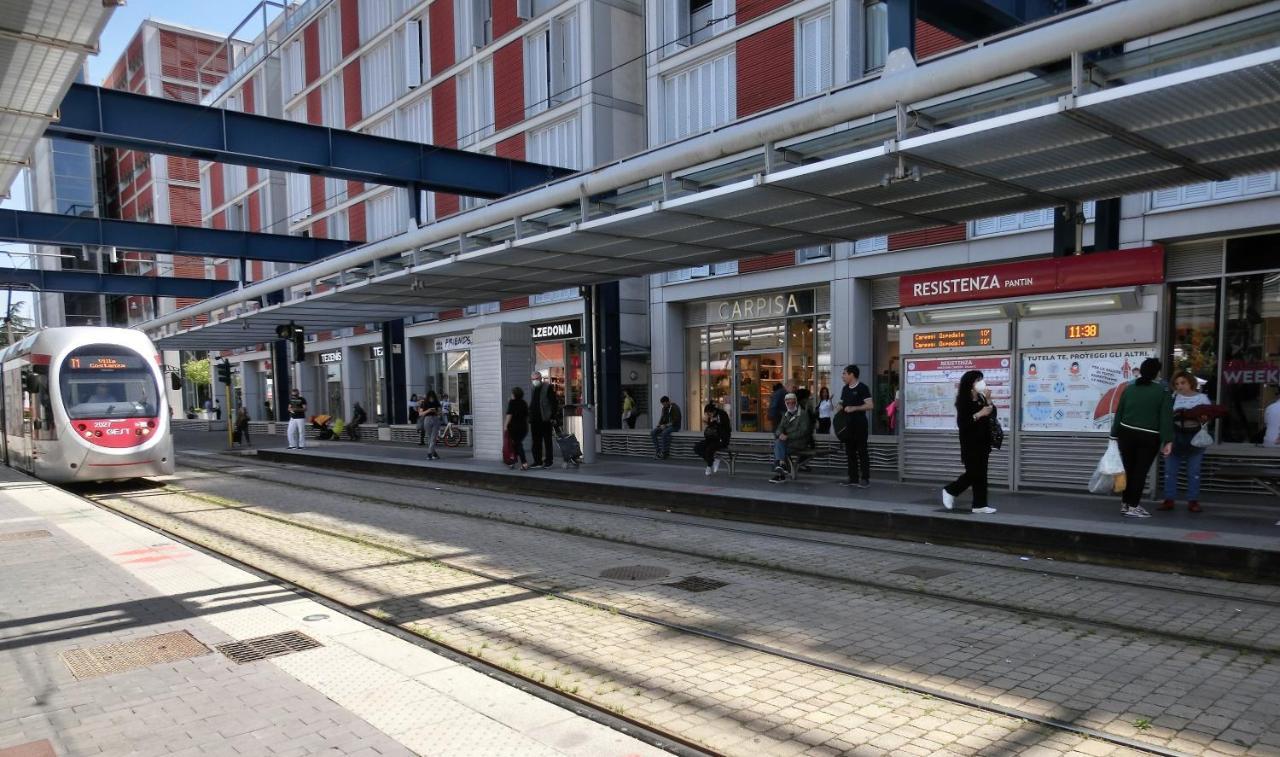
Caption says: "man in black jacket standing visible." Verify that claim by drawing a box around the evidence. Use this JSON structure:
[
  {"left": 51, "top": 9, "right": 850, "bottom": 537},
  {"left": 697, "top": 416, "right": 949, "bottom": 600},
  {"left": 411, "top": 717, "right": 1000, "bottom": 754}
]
[
  {"left": 529, "top": 371, "right": 560, "bottom": 468},
  {"left": 837, "top": 365, "right": 874, "bottom": 488}
]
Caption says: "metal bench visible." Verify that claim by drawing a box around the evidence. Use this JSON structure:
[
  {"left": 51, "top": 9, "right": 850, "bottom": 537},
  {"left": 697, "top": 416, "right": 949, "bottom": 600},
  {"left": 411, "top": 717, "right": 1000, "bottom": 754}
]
[
  {"left": 713, "top": 447, "right": 739, "bottom": 476},
  {"left": 1214, "top": 466, "right": 1280, "bottom": 525},
  {"left": 785, "top": 447, "right": 837, "bottom": 481}
]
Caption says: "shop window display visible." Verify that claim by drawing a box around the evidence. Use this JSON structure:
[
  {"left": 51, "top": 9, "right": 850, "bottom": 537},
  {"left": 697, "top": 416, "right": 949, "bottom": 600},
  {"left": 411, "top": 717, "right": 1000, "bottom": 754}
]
[
  {"left": 1168, "top": 280, "right": 1219, "bottom": 398},
  {"left": 872, "top": 309, "right": 901, "bottom": 434},
  {"left": 1220, "top": 273, "right": 1280, "bottom": 443}
]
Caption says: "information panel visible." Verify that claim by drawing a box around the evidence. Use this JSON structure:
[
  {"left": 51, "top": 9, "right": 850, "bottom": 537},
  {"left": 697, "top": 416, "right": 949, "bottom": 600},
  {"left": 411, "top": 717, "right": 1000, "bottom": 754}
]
[
  {"left": 912, "top": 328, "right": 993, "bottom": 350},
  {"left": 904, "top": 356, "right": 1011, "bottom": 431},
  {"left": 1020, "top": 348, "right": 1156, "bottom": 432}
]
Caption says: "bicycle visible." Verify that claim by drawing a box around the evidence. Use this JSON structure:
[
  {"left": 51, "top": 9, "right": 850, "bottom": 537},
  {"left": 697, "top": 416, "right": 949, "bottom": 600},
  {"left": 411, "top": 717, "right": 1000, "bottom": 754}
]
[{"left": 436, "top": 414, "right": 462, "bottom": 447}]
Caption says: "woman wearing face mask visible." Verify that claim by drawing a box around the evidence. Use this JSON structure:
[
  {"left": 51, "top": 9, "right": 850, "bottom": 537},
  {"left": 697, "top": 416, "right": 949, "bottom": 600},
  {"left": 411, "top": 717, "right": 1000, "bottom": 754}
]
[
  {"left": 1110, "top": 357, "right": 1173, "bottom": 518},
  {"left": 941, "top": 370, "right": 998, "bottom": 514}
]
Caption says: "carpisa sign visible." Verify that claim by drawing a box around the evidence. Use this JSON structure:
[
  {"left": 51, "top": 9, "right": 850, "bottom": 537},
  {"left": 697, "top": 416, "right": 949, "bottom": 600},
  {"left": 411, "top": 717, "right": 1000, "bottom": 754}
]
[{"left": 899, "top": 246, "right": 1164, "bottom": 307}]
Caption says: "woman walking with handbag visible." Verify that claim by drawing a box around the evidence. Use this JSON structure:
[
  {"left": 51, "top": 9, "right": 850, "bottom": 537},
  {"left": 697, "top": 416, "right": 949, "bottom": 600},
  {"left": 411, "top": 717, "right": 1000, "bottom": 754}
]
[
  {"left": 816, "top": 387, "right": 833, "bottom": 435},
  {"left": 1110, "top": 357, "right": 1174, "bottom": 518},
  {"left": 942, "top": 370, "right": 998, "bottom": 514},
  {"left": 505, "top": 386, "right": 530, "bottom": 471},
  {"left": 1161, "top": 370, "right": 1212, "bottom": 513},
  {"left": 420, "top": 391, "right": 443, "bottom": 459}
]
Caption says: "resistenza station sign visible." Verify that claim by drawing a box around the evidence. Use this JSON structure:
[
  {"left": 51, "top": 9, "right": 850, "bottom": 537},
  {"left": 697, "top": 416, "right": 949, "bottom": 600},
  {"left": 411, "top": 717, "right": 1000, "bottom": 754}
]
[{"left": 899, "top": 246, "right": 1165, "bottom": 307}]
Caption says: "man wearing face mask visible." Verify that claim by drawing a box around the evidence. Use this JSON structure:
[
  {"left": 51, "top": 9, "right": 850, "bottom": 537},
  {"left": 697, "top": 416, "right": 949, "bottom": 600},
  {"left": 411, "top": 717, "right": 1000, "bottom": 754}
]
[
  {"left": 942, "top": 369, "right": 998, "bottom": 514},
  {"left": 529, "top": 371, "right": 559, "bottom": 468}
]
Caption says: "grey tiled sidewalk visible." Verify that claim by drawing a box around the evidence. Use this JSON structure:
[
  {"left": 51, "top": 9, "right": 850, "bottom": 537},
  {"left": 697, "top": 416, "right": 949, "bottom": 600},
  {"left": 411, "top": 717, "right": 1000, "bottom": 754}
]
[{"left": 0, "top": 467, "right": 665, "bottom": 757}]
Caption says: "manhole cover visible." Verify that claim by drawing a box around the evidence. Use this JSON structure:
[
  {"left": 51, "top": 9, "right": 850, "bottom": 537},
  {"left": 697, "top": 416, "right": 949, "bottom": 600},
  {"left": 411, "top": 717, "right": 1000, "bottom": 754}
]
[
  {"left": 888, "top": 565, "right": 955, "bottom": 580},
  {"left": 0, "top": 530, "right": 51, "bottom": 542},
  {"left": 599, "top": 565, "right": 670, "bottom": 581},
  {"left": 665, "top": 576, "right": 728, "bottom": 593},
  {"left": 215, "top": 630, "right": 322, "bottom": 664},
  {"left": 61, "top": 630, "right": 209, "bottom": 680}
]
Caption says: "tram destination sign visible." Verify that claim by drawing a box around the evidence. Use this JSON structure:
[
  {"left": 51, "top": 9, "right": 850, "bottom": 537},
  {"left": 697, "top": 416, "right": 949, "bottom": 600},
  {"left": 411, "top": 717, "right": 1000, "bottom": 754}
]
[{"left": 912, "top": 328, "right": 993, "bottom": 350}]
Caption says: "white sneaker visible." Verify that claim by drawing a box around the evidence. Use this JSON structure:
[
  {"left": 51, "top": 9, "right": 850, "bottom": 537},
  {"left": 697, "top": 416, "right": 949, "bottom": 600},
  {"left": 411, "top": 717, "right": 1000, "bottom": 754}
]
[
  {"left": 941, "top": 489, "right": 955, "bottom": 510},
  {"left": 712, "top": 458, "right": 721, "bottom": 474},
  {"left": 972, "top": 506, "right": 998, "bottom": 514},
  {"left": 1122, "top": 505, "right": 1151, "bottom": 518},
  {"left": 705, "top": 466, "right": 713, "bottom": 476}
]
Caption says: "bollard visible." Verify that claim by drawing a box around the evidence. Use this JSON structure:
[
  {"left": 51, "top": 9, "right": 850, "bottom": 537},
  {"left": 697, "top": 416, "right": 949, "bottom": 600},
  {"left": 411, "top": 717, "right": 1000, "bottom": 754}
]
[{"left": 581, "top": 405, "right": 597, "bottom": 464}]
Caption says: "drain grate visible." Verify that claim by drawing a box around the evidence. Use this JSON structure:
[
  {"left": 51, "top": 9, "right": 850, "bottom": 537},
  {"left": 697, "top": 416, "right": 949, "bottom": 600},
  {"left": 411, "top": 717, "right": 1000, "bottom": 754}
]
[
  {"left": 215, "top": 630, "right": 322, "bottom": 664},
  {"left": 665, "top": 576, "right": 728, "bottom": 593},
  {"left": 599, "top": 565, "right": 670, "bottom": 581},
  {"left": 888, "top": 565, "right": 955, "bottom": 581},
  {"left": 61, "top": 630, "right": 210, "bottom": 680},
  {"left": 0, "top": 530, "right": 51, "bottom": 542}
]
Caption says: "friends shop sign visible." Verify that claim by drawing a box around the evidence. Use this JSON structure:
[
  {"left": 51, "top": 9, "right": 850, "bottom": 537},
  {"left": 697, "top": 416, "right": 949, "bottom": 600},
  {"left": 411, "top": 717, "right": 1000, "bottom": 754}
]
[{"left": 899, "top": 246, "right": 1164, "bottom": 307}]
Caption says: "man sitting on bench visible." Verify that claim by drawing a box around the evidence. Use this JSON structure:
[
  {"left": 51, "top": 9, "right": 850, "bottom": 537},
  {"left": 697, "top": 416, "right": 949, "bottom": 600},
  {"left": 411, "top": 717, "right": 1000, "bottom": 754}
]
[
  {"left": 770, "top": 393, "right": 812, "bottom": 484},
  {"left": 694, "top": 402, "right": 732, "bottom": 476}
]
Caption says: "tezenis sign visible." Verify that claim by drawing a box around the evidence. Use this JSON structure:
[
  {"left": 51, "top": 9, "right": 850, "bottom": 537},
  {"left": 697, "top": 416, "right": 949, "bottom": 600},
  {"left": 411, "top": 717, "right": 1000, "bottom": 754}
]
[{"left": 899, "top": 246, "right": 1164, "bottom": 307}]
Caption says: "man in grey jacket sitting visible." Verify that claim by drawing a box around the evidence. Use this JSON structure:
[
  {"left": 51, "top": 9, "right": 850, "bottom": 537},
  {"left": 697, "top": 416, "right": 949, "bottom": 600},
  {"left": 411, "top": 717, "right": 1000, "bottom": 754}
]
[{"left": 770, "top": 393, "right": 812, "bottom": 483}]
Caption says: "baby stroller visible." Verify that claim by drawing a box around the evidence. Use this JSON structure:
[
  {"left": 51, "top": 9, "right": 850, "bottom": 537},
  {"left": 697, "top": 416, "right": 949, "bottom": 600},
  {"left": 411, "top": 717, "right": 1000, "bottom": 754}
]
[
  {"left": 311, "top": 414, "right": 337, "bottom": 441},
  {"left": 555, "top": 425, "right": 583, "bottom": 468}
]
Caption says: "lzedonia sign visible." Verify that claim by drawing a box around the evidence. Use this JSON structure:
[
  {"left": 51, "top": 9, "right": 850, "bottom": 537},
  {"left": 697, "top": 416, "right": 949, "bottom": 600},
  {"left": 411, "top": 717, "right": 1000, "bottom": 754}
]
[{"left": 899, "top": 246, "right": 1165, "bottom": 307}]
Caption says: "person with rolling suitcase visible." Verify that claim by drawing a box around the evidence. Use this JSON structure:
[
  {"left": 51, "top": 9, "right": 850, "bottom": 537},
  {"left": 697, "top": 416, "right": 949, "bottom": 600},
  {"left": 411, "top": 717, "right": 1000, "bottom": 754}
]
[{"left": 556, "top": 422, "right": 583, "bottom": 467}]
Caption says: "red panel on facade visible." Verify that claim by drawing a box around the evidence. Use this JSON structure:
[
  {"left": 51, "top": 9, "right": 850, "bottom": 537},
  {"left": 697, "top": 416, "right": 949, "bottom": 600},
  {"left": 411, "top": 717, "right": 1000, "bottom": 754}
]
[
  {"left": 439, "top": 308, "right": 464, "bottom": 321},
  {"left": 343, "top": 61, "right": 362, "bottom": 128},
  {"left": 167, "top": 156, "right": 198, "bottom": 182},
  {"left": 174, "top": 256, "right": 205, "bottom": 279},
  {"left": 311, "top": 218, "right": 328, "bottom": 238},
  {"left": 495, "top": 133, "right": 525, "bottom": 160},
  {"left": 247, "top": 188, "right": 262, "bottom": 231},
  {"left": 211, "top": 211, "right": 226, "bottom": 230},
  {"left": 349, "top": 181, "right": 365, "bottom": 195},
  {"left": 739, "top": 251, "right": 795, "bottom": 273},
  {"left": 242, "top": 78, "right": 255, "bottom": 114},
  {"left": 436, "top": 193, "right": 460, "bottom": 217},
  {"left": 304, "top": 22, "right": 321, "bottom": 84},
  {"left": 915, "top": 20, "right": 965, "bottom": 58},
  {"left": 493, "top": 40, "right": 524, "bottom": 131},
  {"left": 433, "top": 78, "right": 458, "bottom": 147},
  {"left": 493, "top": 0, "right": 521, "bottom": 38},
  {"left": 215, "top": 261, "right": 229, "bottom": 280},
  {"left": 209, "top": 163, "right": 225, "bottom": 209},
  {"left": 306, "top": 88, "right": 323, "bottom": 125},
  {"left": 888, "top": 224, "right": 966, "bottom": 251},
  {"left": 310, "top": 175, "right": 325, "bottom": 215},
  {"left": 736, "top": 0, "right": 790, "bottom": 24},
  {"left": 341, "top": 0, "right": 361, "bottom": 57},
  {"left": 169, "top": 186, "right": 202, "bottom": 226},
  {"left": 500, "top": 296, "right": 529, "bottom": 311},
  {"left": 429, "top": 0, "right": 455, "bottom": 76},
  {"left": 161, "top": 82, "right": 199, "bottom": 102},
  {"left": 349, "top": 202, "right": 367, "bottom": 242},
  {"left": 736, "top": 23, "right": 794, "bottom": 118}
]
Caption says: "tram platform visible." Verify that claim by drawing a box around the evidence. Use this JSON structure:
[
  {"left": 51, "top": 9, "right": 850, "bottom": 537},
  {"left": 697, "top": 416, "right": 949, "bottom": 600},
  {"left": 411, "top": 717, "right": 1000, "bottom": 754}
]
[
  {"left": 234, "top": 435, "right": 1280, "bottom": 583},
  {"left": 0, "top": 466, "right": 666, "bottom": 756}
]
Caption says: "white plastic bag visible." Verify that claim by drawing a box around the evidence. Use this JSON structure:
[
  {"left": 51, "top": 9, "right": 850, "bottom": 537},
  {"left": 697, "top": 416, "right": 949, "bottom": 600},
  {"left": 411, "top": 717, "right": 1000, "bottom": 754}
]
[
  {"left": 1088, "top": 464, "right": 1115, "bottom": 495},
  {"left": 1190, "top": 427, "right": 1213, "bottom": 448},
  {"left": 1099, "top": 439, "right": 1125, "bottom": 475}
]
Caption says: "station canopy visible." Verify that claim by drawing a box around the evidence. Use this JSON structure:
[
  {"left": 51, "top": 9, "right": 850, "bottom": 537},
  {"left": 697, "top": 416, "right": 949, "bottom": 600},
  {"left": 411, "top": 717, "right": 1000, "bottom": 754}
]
[
  {"left": 151, "top": 9, "right": 1280, "bottom": 350},
  {"left": 0, "top": 0, "right": 114, "bottom": 196}
]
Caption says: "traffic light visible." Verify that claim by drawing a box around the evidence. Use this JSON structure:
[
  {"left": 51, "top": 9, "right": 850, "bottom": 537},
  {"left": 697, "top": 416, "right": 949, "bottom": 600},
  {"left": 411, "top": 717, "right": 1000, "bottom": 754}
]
[
  {"left": 275, "top": 322, "right": 305, "bottom": 362},
  {"left": 216, "top": 359, "right": 232, "bottom": 385}
]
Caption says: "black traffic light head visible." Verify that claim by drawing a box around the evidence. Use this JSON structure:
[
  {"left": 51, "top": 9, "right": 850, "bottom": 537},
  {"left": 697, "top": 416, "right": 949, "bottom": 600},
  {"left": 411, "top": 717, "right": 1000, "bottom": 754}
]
[
  {"left": 216, "top": 359, "right": 232, "bottom": 385},
  {"left": 291, "top": 327, "right": 305, "bottom": 362},
  {"left": 275, "top": 322, "right": 295, "bottom": 339}
]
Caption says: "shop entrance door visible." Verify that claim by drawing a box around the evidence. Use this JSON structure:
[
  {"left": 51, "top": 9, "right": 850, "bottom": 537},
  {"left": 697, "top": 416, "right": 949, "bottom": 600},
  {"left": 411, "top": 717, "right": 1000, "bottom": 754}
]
[{"left": 735, "top": 352, "right": 783, "bottom": 432}]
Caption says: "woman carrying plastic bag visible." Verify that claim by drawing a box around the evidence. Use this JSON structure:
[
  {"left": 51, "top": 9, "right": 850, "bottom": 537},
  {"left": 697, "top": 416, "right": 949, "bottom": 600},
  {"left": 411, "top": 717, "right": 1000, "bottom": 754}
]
[{"left": 1089, "top": 440, "right": 1126, "bottom": 494}]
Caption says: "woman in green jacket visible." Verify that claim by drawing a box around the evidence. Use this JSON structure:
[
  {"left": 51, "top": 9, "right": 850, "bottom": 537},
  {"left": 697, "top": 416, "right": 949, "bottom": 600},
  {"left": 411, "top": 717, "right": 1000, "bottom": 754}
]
[{"left": 1109, "top": 357, "right": 1174, "bottom": 518}]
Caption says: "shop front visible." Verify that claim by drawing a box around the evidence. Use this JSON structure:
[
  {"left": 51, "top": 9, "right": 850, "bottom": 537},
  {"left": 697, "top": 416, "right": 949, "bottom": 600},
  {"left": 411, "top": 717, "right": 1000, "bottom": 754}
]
[
  {"left": 684, "top": 288, "right": 831, "bottom": 433},
  {"left": 426, "top": 334, "right": 472, "bottom": 422},
  {"left": 531, "top": 318, "right": 585, "bottom": 409},
  {"left": 896, "top": 246, "right": 1165, "bottom": 492},
  {"left": 366, "top": 345, "right": 385, "bottom": 421},
  {"left": 314, "top": 349, "right": 344, "bottom": 417}
]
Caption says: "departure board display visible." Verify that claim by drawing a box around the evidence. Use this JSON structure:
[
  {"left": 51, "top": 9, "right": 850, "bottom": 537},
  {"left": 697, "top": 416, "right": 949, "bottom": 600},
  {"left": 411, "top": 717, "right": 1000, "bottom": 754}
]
[
  {"left": 66, "top": 355, "right": 146, "bottom": 372},
  {"left": 912, "top": 328, "right": 994, "bottom": 350}
]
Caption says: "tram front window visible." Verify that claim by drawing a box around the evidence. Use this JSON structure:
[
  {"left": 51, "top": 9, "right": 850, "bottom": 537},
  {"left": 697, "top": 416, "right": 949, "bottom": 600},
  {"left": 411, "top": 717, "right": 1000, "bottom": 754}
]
[{"left": 59, "top": 345, "right": 160, "bottom": 419}]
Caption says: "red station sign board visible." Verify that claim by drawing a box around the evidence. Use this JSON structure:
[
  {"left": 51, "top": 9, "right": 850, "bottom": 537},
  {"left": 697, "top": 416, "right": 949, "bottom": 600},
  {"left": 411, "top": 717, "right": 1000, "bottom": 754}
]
[{"left": 898, "top": 246, "right": 1165, "bottom": 308}]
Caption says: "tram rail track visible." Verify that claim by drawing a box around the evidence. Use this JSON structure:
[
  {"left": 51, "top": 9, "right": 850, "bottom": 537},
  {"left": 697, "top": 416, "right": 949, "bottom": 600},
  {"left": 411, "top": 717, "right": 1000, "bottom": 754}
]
[
  {"left": 78, "top": 474, "right": 1181, "bottom": 757},
  {"left": 176, "top": 452, "right": 1280, "bottom": 656}
]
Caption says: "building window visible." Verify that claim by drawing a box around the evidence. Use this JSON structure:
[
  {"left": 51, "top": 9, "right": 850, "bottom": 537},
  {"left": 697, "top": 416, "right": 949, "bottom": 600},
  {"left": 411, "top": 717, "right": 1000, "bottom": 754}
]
[
  {"left": 527, "top": 116, "right": 580, "bottom": 170},
  {"left": 361, "top": 40, "right": 396, "bottom": 116},
  {"left": 456, "top": 60, "right": 494, "bottom": 148},
  {"left": 318, "top": 7, "right": 341, "bottom": 72},
  {"left": 863, "top": 0, "right": 888, "bottom": 73},
  {"left": 531, "top": 288, "right": 578, "bottom": 305},
  {"left": 322, "top": 74, "right": 345, "bottom": 128},
  {"left": 1220, "top": 273, "right": 1280, "bottom": 443},
  {"left": 358, "top": 0, "right": 394, "bottom": 44},
  {"left": 398, "top": 94, "right": 431, "bottom": 144},
  {"left": 969, "top": 202, "right": 1095, "bottom": 237},
  {"left": 663, "top": 261, "right": 737, "bottom": 283},
  {"left": 797, "top": 11, "right": 833, "bottom": 97},
  {"left": 282, "top": 39, "right": 304, "bottom": 98},
  {"left": 455, "top": 0, "right": 493, "bottom": 56},
  {"left": 663, "top": 0, "right": 731, "bottom": 53},
  {"left": 854, "top": 235, "right": 888, "bottom": 254},
  {"left": 662, "top": 53, "right": 734, "bottom": 141},
  {"left": 797, "top": 245, "right": 831, "bottom": 263},
  {"left": 516, "top": 0, "right": 560, "bottom": 20},
  {"left": 404, "top": 18, "right": 426, "bottom": 90},
  {"left": 464, "top": 301, "right": 501, "bottom": 316},
  {"left": 366, "top": 189, "right": 404, "bottom": 241},
  {"left": 871, "top": 308, "right": 900, "bottom": 434},
  {"left": 227, "top": 201, "right": 246, "bottom": 232},
  {"left": 1151, "top": 173, "right": 1279, "bottom": 210},
  {"left": 524, "top": 11, "right": 580, "bottom": 117}
]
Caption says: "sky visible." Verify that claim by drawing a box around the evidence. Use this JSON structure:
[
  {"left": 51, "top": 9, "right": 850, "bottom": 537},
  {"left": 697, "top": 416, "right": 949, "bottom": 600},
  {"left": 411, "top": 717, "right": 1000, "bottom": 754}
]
[{"left": 0, "top": 1, "right": 265, "bottom": 324}]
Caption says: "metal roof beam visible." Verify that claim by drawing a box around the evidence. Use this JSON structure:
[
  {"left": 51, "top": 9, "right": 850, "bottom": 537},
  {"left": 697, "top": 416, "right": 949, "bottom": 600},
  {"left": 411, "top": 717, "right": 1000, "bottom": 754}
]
[
  {"left": 0, "top": 209, "right": 356, "bottom": 263},
  {"left": 1059, "top": 107, "right": 1230, "bottom": 183},
  {"left": 900, "top": 152, "right": 1071, "bottom": 208},
  {"left": 50, "top": 84, "right": 575, "bottom": 198},
  {"left": 0, "top": 268, "right": 240, "bottom": 297},
  {"left": 763, "top": 182, "right": 956, "bottom": 227},
  {"left": 0, "top": 25, "right": 97, "bottom": 55}
]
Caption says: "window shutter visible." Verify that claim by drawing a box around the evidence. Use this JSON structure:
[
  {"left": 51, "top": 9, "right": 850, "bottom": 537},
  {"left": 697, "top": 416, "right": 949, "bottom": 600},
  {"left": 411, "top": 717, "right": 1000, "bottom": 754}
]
[
  {"left": 525, "top": 29, "right": 549, "bottom": 115},
  {"left": 1182, "top": 182, "right": 1211, "bottom": 204},
  {"left": 689, "top": 265, "right": 711, "bottom": 278},
  {"left": 472, "top": 0, "right": 487, "bottom": 48},
  {"left": 456, "top": 69, "right": 474, "bottom": 146},
  {"left": 671, "top": 0, "right": 689, "bottom": 48},
  {"left": 1151, "top": 186, "right": 1180, "bottom": 208},
  {"left": 549, "top": 13, "right": 577, "bottom": 104},
  {"left": 1213, "top": 178, "right": 1242, "bottom": 199},
  {"left": 711, "top": 0, "right": 730, "bottom": 34},
  {"left": 479, "top": 58, "right": 494, "bottom": 139},
  {"left": 973, "top": 217, "right": 997, "bottom": 236},
  {"left": 404, "top": 20, "right": 422, "bottom": 89},
  {"left": 287, "top": 40, "right": 304, "bottom": 97},
  {"left": 1244, "top": 172, "right": 1277, "bottom": 194},
  {"left": 516, "top": 0, "right": 532, "bottom": 19}
]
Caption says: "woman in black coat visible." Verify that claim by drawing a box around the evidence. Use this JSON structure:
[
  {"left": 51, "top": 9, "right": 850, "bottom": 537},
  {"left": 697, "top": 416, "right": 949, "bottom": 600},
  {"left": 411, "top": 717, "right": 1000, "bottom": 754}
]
[{"left": 942, "top": 369, "right": 998, "bottom": 514}]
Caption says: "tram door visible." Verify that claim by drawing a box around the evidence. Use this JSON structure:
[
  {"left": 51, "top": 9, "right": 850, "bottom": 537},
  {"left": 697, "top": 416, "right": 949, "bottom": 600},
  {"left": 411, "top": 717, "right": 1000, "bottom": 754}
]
[{"left": 734, "top": 352, "right": 783, "bottom": 432}]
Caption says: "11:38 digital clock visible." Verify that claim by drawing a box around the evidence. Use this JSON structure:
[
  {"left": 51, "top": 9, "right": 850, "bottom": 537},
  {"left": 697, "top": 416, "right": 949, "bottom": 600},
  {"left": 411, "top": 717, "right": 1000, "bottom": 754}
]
[{"left": 1065, "top": 322, "right": 1100, "bottom": 339}]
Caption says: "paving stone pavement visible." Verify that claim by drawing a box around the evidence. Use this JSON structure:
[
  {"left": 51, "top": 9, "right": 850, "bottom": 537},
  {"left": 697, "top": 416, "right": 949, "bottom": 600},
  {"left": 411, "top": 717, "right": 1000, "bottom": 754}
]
[
  {"left": 164, "top": 455, "right": 1280, "bottom": 756},
  {"left": 93, "top": 462, "right": 1263, "bottom": 756},
  {"left": 0, "top": 471, "right": 667, "bottom": 757}
]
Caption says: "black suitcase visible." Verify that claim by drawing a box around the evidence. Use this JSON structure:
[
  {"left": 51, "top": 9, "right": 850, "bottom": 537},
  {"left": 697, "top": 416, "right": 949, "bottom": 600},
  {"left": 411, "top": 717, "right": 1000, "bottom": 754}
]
[{"left": 556, "top": 431, "right": 582, "bottom": 467}]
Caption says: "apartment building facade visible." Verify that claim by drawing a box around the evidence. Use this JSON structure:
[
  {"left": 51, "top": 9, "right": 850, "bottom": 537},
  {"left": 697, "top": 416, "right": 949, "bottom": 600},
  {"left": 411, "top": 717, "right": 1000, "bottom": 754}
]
[{"left": 204, "top": 0, "right": 648, "bottom": 424}]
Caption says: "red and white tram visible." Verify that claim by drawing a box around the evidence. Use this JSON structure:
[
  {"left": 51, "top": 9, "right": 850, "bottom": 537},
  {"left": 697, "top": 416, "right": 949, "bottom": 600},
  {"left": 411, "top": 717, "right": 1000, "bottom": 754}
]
[{"left": 1, "top": 327, "right": 176, "bottom": 483}]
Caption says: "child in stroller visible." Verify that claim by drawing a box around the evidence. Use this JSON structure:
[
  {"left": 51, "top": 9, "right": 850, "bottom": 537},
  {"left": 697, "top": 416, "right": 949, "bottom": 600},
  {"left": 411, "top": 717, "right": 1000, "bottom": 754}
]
[{"left": 311, "top": 414, "right": 337, "bottom": 440}]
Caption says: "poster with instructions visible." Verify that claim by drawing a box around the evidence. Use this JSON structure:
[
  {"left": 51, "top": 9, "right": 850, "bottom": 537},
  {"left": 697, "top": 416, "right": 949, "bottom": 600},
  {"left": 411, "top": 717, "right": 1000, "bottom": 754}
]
[
  {"left": 904, "top": 356, "right": 1011, "bottom": 431},
  {"left": 1019, "top": 348, "right": 1156, "bottom": 432}
]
